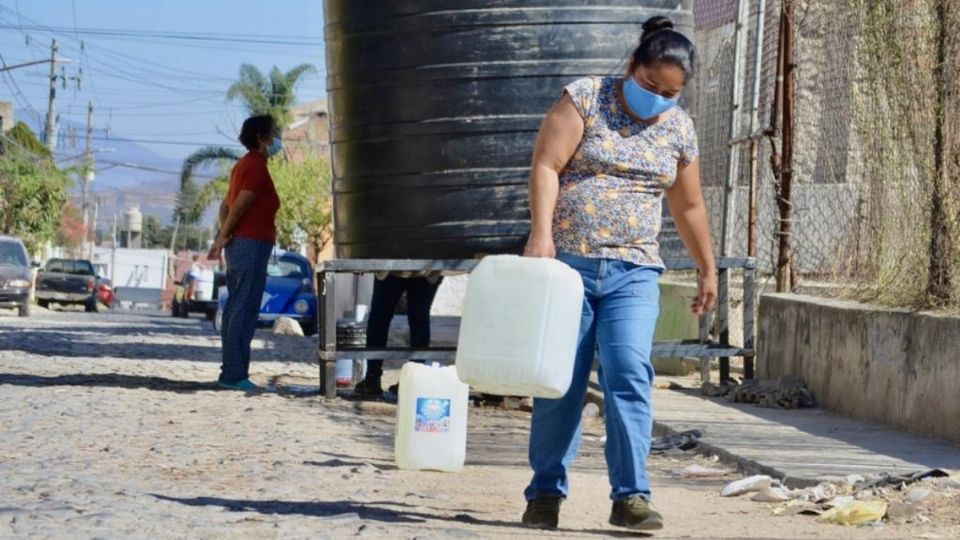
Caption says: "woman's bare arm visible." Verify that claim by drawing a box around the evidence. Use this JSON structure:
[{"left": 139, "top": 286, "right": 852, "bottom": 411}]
[
  {"left": 666, "top": 158, "right": 717, "bottom": 314},
  {"left": 524, "top": 94, "right": 585, "bottom": 258}
]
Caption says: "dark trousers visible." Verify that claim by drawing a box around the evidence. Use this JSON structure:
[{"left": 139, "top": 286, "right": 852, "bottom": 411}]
[
  {"left": 364, "top": 275, "right": 443, "bottom": 379},
  {"left": 220, "top": 237, "right": 274, "bottom": 384}
]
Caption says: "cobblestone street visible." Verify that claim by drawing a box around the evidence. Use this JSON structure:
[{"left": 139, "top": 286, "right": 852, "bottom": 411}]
[{"left": 0, "top": 307, "right": 955, "bottom": 539}]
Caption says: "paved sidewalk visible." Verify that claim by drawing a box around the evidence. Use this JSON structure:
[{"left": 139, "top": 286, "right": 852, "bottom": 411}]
[{"left": 644, "top": 384, "right": 960, "bottom": 487}]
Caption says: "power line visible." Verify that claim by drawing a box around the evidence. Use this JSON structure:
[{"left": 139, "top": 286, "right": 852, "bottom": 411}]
[
  {"left": 0, "top": 24, "right": 324, "bottom": 46},
  {"left": 89, "top": 135, "right": 242, "bottom": 147},
  {"left": 0, "top": 52, "right": 43, "bottom": 123},
  {"left": 97, "top": 158, "right": 222, "bottom": 179}
]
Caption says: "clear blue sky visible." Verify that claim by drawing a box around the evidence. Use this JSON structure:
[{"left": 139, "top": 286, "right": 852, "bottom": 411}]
[{"left": 0, "top": 0, "right": 326, "bottom": 163}]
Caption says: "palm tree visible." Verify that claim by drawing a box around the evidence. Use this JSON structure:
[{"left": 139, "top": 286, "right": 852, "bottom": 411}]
[
  {"left": 175, "top": 63, "right": 317, "bottom": 225},
  {"left": 175, "top": 146, "right": 243, "bottom": 226},
  {"left": 226, "top": 63, "right": 317, "bottom": 127}
]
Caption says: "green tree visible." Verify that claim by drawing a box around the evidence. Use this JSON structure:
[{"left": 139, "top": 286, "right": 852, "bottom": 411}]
[
  {"left": 271, "top": 153, "right": 334, "bottom": 257},
  {"left": 0, "top": 122, "right": 71, "bottom": 254},
  {"left": 141, "top": 215, "right": 172, "bottom": 249},
  {"left": 6, "top": 122, "right": 51, "bottom": 158},
  {"left": 226, "top": 63, "right": 316, "bottom": 127}
]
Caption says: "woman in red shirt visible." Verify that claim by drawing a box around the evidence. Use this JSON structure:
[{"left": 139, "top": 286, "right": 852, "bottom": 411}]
[{"left": 208, "top": 115, "right": 282, "bottom": 391}]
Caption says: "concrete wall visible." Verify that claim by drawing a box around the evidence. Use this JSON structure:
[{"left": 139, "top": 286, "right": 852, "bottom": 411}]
[{"left": 759, "top": 293, "right": 960, "bottom": 445}]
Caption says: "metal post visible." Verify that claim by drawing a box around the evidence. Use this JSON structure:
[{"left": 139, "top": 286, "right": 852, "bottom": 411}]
[
  {"left": 747, "top": 0, "right": 767, "bottom": 257},
  {"left": 698, "top": 266, "right": 715, "bottom": 384},
  {"left": 319, "top": 270, "right": 337, "bottom": 398},
  {"left": 717, "top": 268, "right": 731, "bottom": 383},
  {"left": 82, "top": 102, "right": 94, "bottom": 242},
  {"left": 89, "top": 197, "right": 98, "bottom": 260},
  {"left": 110, "top": 213, "right": 117, "bottom": 283},
  {"left": 742, "top": 263, "right": 757, "bottom": 380},
  {"left": 698, "top": 311, "right": 712, "bottom": 384},
  {"left": 720, "top": 0, "right": 751, "bottom": 256}
]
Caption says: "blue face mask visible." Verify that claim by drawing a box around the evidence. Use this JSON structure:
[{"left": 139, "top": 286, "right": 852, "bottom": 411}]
[
  {"left": 266, "top": 136, "right": 283, "bottom": 157},
  {"left": 623, "top": 77, "right": 679, "bottom": 120}
]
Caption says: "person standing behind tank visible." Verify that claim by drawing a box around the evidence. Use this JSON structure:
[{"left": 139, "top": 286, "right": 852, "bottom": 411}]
[
  {"left": 520, "top": 17, "right": 717, "bottom": 532},
  {"left": 353, "top": 271, "right": 443, "bottom": 397},
  {"left": 207, "top": 115, "right": 283, "bottom": 391}
]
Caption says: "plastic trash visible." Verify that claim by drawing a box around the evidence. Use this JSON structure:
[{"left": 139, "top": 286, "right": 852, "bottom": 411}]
[
  {"left": 843, "top": 474, "right": 865, "bottom": 487},
  {"left": 680, "top": 464, "right": 727, "bottom": 478},
  {"left": 752, "top": 483, "right": 794, "bottom": 502},
  {"left": 721, "top": 475, "right": 773, "bottom": 497},
  {"left": 824, "top": 496, "right": 855, "bottom": 508},
  {"left": 937, "top": 476, "right": 960, "bottom": 490},
  {"left": 905, "top": 488, "right": 932, "bottom": 504},
  {"left": 650, "top": 429, "right": 703, "bottom": 454},
  {"left": 885, "top": 501, "right": 919, "bottom": 523},
  {"left": 797, "top": 482, "right": 840, "bottom": 503},
  {"left": 816, "top": 500, "right": 888, "bottom": 526},
  {"left": 855, "top": 469, "right": 950, "bottom": 494}
]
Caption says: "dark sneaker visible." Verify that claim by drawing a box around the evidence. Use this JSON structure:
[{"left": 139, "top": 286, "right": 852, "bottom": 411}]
[
  {"left": 610, "top": 495, "right": 663, "bottom": 531},
  {"left": 353, "top": 378, "right": 383, "bottom": 397},
  {"left": 521, "top": 496, "right": 562, "bottom": 529},
  {"left": 387, "top": 383, "right": 400, "bottom": 395}
]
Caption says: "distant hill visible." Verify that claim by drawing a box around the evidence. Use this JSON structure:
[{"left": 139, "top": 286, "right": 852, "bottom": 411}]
[{"left": 42, "top": 119, "right": 222, "bottom": 230}]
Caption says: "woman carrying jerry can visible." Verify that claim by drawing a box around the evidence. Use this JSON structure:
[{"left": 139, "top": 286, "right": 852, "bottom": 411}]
[{"left": 521, "top": 16, "right": 717, "bottom": 532}]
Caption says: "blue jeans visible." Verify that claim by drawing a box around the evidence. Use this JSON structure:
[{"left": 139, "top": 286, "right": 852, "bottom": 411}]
[
  {"left": 525, "top": 252, "right": 661, "bottom": 502},
  {"left": 220, "top": 237, "right": 274, "bottom": 384}
]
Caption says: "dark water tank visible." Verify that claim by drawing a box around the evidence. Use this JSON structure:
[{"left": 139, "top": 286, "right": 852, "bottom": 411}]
[{"left": 325, "top": 0, "right": 695, "bottom": 259}]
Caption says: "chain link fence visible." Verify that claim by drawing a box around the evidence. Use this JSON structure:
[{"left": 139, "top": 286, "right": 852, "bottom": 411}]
[{"left": 692, "top": 0, "right": 960, "bottom": 309}]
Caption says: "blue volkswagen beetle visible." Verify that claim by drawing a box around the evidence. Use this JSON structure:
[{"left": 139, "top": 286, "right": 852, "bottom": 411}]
[{"left": 213, "top": 250, "right": 318, "bottom": 336}]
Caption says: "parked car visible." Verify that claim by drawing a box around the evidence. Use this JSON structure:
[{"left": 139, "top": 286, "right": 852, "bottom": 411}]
[
  {"left": 35, "top": 258, "right": 101, "bottom": 312},
  {"left": 172, "top": 269, "right": 226, "bottom": 320},
  {"left": 213, "top": 250, "right": 317, "bottom": 336},
  {"left": 0, "top": 235, "right": 37, "bottom": 317}
]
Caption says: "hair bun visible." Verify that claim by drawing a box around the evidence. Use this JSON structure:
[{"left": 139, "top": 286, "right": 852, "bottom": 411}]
[{"left": 641, "top": 16, "right": 674, "bottom": 40}]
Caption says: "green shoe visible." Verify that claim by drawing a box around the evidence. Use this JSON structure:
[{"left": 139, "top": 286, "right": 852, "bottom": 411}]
[
  {"left": 521, "top": 496, "right": 562, "bottom": 529},
  {"left": 610, "top": 495, "right": 663, "bottom": 531},
  {"left": 218, "top": 378, "right": 260, "bottom": 391}
]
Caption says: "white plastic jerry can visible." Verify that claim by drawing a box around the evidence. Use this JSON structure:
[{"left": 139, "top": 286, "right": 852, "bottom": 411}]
[
  {"left": 395, "top": 362, "right": 470, "bottom": 472},
  {"left": 455, "top": 255, "right": 584, "bottom": 398}
]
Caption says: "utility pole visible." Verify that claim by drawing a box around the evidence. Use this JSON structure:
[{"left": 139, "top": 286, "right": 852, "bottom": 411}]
[
  {"left": 82, "top": 101, "right": 94, "bottom": 236},
  {"left": 111, "top": 213, "right": 117, "bottom": 283},
  {"left": 168, "top": 214, "right": 181, "bottom": 286},
  {"left": 169, "top": 214, "right": 181, "bottom": 254},
  {"left": 89, "top": 197, "right": 99, "bottom": 260},
  {"left": 43, "top": 39, "right": 58, "bottom": 152}
]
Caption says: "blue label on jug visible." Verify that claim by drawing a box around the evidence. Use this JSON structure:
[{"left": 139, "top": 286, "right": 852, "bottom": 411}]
[{"left": 415, "top": 397, "right": 451, "bottom": 433}]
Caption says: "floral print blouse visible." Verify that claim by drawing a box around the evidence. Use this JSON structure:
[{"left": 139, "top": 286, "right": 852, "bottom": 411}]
[{"left": 553, "top": 76, "right": 699, "bottom": 268}]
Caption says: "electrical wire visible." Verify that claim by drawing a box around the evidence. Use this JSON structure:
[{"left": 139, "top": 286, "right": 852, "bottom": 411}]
[{"left": 0, "top": 24, "right": 324, "bottom": 46}]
